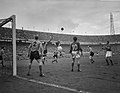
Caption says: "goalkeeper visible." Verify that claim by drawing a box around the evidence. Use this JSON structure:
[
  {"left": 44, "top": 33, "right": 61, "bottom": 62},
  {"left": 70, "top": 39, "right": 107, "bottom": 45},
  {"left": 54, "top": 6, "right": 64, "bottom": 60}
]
[{"left": 27, "top": 35, "right": 44, "bottom": 77}]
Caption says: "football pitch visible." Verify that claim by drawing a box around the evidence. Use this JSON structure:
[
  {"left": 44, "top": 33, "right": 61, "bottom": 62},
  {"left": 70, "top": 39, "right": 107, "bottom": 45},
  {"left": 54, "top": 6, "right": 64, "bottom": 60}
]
[{"left": 0, "top": 54, "right": 120, "bottom": 93}]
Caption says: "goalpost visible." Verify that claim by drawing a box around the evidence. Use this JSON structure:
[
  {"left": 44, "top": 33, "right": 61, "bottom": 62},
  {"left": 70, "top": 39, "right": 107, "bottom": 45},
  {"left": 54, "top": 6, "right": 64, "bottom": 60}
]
[{"left": 0, "top": 15, "right": 16, "bottom": 76}]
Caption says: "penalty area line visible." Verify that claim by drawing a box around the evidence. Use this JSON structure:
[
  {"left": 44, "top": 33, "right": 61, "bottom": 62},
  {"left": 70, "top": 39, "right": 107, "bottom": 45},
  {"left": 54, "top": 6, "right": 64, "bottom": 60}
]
[{"left": 15, "top": 75, "right": 91, "bottom": 93}]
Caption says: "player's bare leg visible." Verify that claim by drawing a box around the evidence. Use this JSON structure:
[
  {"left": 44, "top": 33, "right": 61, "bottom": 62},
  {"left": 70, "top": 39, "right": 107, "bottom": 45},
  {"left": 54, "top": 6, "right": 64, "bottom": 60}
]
[
  {"left": 77, "top": 58, "right": 81, "bottom": 72},
  {"left": 52, "top": 57, "right": 58, "bottom": 63},
  {"left": 106, "top": 57, "right": 109, "bottom": 66},
  {"left": 71, "top": 58, "right": 75, "bottom": 72},
  {"left": 52, "top": 58, "right": 56, "bottom": 63},
  {"left": 37, "top": 59, "right": 44, "bottom": 77},
  {"left": 77, "top": 63, "right": 81, "bottom": 72},
  {"left": 91, "top": 58, "right": 94, "bottom": 64},
  {"left": 39, "top": 65, "right": 44, "bottom": 77},
  {"left": 27, "top": 59, "right": 33, "bottom": 76},
  {"left": 89, "top": 56, "right": 94, "bottom": 64},
  {"left": 42, "top": 57, "right": 45, "bottom": 65},
  {"left": 109, "top": 57, "right": 113, "bottom": 66},
  {"left": 52, "top": 60, "right": 55, "bottom": 63},
  {"left": 55, "top": 58, "right": 58, "bottom": 63}
]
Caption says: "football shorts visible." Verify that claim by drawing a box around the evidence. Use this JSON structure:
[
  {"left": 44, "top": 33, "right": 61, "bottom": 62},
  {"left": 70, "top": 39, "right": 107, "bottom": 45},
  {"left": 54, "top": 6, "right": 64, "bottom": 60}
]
[
  {"left": 30, "top": 51, "right": 41, "bottom": 60},
  {"left": 57, "top": 46, "right": 62, "bottom": 51},
  {"left": 71, "top": 51, "right": 80, "bottom": 58},
  {"left": 90, "top": 51, "right": 94, "bottom": 56},
  {"left": 106, "top": 51, "right": 112, "bottom": 57}
]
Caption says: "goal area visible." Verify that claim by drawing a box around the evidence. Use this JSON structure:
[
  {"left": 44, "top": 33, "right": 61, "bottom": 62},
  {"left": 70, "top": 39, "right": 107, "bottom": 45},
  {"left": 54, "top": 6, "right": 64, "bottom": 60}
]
[{"left": 0, "top": 15, "right": 16, "bottom": 76}]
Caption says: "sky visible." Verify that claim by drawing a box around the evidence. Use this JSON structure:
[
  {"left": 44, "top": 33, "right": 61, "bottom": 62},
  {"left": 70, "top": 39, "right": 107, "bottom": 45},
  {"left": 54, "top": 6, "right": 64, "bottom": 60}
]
[{"left": 0, "top": 0, "right": 120, "bottom": 35}]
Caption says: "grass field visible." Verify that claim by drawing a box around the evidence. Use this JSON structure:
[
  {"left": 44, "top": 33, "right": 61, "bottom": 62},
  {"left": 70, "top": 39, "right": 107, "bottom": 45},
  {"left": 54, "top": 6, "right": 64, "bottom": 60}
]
[{"left": 0, "top": 54, "right": 120, "bottom": 93}]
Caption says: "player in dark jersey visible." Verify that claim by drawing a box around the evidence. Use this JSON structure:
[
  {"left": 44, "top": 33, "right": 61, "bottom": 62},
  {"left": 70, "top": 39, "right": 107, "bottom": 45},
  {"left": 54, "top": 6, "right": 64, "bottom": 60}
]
[
  {"left": 27, "top": 35, "right": 44, "bottom": 76},
  {"left": 102, "top": 41, "right": 113, "bottom": 66},
  {"left": 88, "top": 46, "right": 94, "bottom": 64},
  {"left": 42, "top": 36, "right": 53, "bottom": 64},
  {"left": 69, "top": 37, "right": 83, "bottom": 72}
]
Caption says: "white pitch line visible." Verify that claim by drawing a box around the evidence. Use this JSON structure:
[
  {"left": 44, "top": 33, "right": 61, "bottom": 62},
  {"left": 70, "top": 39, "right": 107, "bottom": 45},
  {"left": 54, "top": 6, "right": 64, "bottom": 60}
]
[{"left": 15, "top": 75, "right": 91, "bottom": 93}]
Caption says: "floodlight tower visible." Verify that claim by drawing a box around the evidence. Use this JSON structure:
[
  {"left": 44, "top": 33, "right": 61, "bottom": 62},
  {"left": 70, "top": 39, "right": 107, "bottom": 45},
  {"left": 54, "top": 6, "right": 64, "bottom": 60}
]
[{"left": 110, "top": 12, "right": 115, "bottom": 35}]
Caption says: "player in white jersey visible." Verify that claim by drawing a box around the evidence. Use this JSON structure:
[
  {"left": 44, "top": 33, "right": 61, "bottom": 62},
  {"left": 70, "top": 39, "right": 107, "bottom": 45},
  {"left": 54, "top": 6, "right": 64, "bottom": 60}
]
[
  {"left": 102, "top": 41, "right": 113, "bottom": 66},
  {"left": 27, "top": 35, "right": 44, "bottom": 76},
  {"left": 56, "top": 41, "right": 63, "bottom": 57},
  {"left": 69, "top": 37, "right": 83, "bottom": 72},
  {"left": 88, "top": 46, "right": 94, "bottom": 64}
]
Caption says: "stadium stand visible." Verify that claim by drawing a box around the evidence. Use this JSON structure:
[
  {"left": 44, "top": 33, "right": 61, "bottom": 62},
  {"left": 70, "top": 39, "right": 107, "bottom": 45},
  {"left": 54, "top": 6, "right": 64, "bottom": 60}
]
[
  {"left": 1, "top": 27, "right": 120, "bottom": 44},
  {"left": 0, "top": 27, "right": 120, "bottom": 61}
]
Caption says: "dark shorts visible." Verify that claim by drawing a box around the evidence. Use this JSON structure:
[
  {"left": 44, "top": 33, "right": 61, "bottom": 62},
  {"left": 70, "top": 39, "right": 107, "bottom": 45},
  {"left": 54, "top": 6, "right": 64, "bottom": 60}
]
[
  {"left": 90, "top": 52, "right": 94, "bottom": 56},
  {"left": 30, "top": 51, "right": 41, "bottom": 60},
  {"left": 53, "top": 55, "right": 58, "bottom": 58},
  {"left": 43, "top": 50, "right": 47, "bottom": 57},
  {"left": 0, "top": 55, "right": 3, "bottom": 60}
]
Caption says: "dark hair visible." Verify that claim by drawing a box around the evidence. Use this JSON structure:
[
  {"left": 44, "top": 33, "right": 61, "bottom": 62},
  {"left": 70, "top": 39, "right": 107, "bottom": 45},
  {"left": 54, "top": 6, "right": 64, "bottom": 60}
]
[
  {"left": 35, "top": 35, "right": 38, "bottom": 40},
  {"left": 107, "top": 41, "right": 109, "bottom": 44},
  {"left": 73, "top": 37, "right": 77, "bottom": 41},
  {"left": 1, "top": 47, "right": 4, "bottom": 49},
  {"left": 56, "top": 41, "right": 59, "bottom": 46}
]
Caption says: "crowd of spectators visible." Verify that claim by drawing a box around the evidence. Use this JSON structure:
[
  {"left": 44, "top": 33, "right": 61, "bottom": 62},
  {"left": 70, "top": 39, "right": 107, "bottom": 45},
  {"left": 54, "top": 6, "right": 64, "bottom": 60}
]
[
  {"left": 0, "top": 27, "right": 120, "bottom": 62},
  {"left": 1, "top": 27, "right": 120, "bottom": 44}
]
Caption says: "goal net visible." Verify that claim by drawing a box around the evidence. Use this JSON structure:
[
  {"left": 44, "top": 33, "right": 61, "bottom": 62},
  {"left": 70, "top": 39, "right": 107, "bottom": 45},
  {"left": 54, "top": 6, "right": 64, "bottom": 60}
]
[{"left": 0, "top": 15, "right": 16, "bottom": 76}]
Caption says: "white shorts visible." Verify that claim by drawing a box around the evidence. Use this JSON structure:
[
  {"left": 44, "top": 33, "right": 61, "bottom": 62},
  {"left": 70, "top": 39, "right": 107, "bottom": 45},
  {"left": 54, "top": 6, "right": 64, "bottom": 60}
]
[
  {"left": 72, "top": 51, "right": 81, "bottom": 58},
  {"left": 106, "top": 51, "right": 112, "bottom": 57},
  {"left": 57, "top": 46, "right": 62, "bottom": 51},
  {"left": 89, "top": 56, "right": 92, "bottom": 59}
]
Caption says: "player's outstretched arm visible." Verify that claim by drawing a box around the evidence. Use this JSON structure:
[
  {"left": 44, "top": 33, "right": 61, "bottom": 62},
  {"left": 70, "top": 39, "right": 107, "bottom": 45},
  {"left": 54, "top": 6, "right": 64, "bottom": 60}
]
[
  {"left": 47, "top": 35, "right": 53, "bottom": 43},
  {"left": 39, "top": 43, "right": 43, "bottom": 57},
  {"left": 28, "top": 44, "right": 32, "bottom": 57}
]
